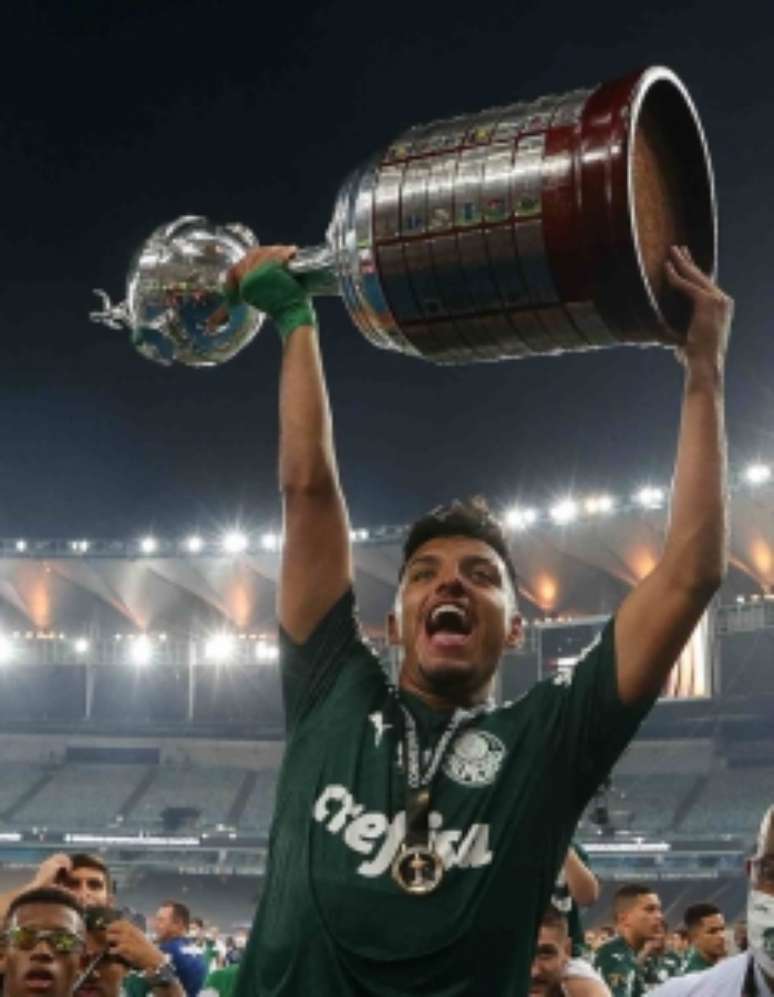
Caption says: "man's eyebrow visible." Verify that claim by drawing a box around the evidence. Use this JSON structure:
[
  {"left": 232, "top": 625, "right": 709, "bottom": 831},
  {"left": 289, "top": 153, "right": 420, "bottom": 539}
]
[{"left": 406, "top": 554, "right": 440, "bottom": 567}]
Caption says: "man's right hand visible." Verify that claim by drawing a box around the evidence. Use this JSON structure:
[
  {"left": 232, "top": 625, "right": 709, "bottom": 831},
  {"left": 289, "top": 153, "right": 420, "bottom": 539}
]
[{"left": 224, "top": 246, "right": 317, "bottom": 341}]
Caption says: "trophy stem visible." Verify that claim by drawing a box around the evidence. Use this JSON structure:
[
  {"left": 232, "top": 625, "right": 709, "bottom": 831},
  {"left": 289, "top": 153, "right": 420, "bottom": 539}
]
[{"left": 288, "top": 243, "right": 340, "bottom": 297}]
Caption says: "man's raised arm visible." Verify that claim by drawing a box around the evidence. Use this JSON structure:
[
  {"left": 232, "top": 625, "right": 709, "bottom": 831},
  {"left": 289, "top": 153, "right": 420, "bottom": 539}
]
[
  {"left": 615, "top": 245, "right": 733, "bottom": 703},
  {"left": 230, "top": 247, "right": 352, "bottom": 643}
]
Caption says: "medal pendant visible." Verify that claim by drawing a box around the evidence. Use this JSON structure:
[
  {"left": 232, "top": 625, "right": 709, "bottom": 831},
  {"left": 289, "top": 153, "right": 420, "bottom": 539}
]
[{"left": 391, "top": 842, "right": 444, "bottom": 895}]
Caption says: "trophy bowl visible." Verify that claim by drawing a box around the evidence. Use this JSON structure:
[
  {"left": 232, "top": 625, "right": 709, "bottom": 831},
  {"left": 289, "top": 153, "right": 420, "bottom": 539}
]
[{"left": 92, "top": 216, "right": 265, "bottom": 367}]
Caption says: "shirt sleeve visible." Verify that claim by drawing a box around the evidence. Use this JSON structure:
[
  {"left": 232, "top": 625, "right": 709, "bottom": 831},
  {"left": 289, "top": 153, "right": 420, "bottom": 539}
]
[
  {"left": 280, "top": 587, "right": 377, "bottom": 732},
  {"left": 552, "top": 617, "right": 659, "bottom": 813}
]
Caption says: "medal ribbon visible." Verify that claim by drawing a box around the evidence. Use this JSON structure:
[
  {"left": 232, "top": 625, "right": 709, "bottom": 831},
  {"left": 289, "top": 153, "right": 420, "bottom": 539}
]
[{"left": 398, "top": 702, "right": 489, "bottom": 848}]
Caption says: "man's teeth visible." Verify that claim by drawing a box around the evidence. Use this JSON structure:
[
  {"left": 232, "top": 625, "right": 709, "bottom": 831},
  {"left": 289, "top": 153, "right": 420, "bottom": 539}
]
[{"left": 431, "top": 604, "right": 466, "bottom": 624}]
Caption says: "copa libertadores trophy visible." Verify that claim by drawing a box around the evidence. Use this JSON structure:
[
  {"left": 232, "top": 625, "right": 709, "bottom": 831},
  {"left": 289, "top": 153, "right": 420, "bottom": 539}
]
[{"left": 91, "top": 66, "right": 716, "bottom": 368}]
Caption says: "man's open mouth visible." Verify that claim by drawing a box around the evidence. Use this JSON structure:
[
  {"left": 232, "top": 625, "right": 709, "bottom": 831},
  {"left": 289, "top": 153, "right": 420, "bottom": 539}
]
[
  {"left": 424, "top": 603, "right": 473, "bottom": 646},
  {"left": 24, "top": 969, "right": 56, "bottom": 992}
]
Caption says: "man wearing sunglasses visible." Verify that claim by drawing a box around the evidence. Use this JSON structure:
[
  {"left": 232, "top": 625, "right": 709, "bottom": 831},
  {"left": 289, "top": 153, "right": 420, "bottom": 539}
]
[
  {"left": 73, "top": 909, "right": 184, "bottom": 997},
  {"left": 2, "top": 887, "right": 86, "bottom": 997}
]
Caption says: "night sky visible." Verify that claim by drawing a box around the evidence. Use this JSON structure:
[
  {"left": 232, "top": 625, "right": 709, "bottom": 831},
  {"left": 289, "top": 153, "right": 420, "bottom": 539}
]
[{"left": 2, "top": 1, "right": 772, "bottom": 541}]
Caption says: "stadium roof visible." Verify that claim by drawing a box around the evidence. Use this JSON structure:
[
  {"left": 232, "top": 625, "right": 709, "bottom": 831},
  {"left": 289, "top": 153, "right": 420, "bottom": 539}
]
[{"left": 0, "top": 479, "right": 771, "bottom": 633}]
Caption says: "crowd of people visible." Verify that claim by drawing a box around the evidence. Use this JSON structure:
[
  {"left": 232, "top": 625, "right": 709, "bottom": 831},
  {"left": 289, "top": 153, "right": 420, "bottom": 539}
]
[{"left": 0, "top": 834, "right": 771, "bottom": 997}]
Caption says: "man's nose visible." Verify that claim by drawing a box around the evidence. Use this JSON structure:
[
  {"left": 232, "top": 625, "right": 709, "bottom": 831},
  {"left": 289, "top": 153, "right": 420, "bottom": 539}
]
[
  {"left": 29, "top": 943, "right": 56, "bottom": 960},
  {"left": 436, "top": 573, "right": 465, "bottom": 594}
]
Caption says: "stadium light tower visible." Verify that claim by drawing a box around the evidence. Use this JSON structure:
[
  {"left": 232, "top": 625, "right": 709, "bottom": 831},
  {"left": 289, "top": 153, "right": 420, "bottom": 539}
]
[
  {"left": 260, "top": 532, "right": 281, "bottom": 552},
  {"left": 504, "top": 506, "right": 537, "bottom": 531},
  {"left": 222, "top": 530, "right": 248, "bottom": 554},
  {"left": 550, "top": 498, "right": 578, "bottom": 525},
  {"left": 139, "top": 536, "right": 158, "bottom": 555},
  {"left": 129, "top": 635, "right": 153, "bottom": 666},
  {"left": 73, "top": 638, "right": 90, "bottom": 655},
  {"left": 205, "top": 633, "right": 235, "bottom": 663},
  {"left": 744, "top": 463, "right": 771, "bottom": 486},
  {"left": 635, "top": 486, "right": 665, "bottom": 509},
  {"left": 185, "top": 535, "right": 204, "bottom": 553}
]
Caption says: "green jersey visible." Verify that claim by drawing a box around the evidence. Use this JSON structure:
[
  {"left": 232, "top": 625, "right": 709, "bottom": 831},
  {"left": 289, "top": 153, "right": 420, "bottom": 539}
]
[
  {"left": 236, "top": 590, "right": 654, "bottom": 996},
  {"left": 680, "top": 948, "right": 714, "bottom": 974},
  {"left": 642, "top": 950, "right": 684, "bottom": 986},
  {"left": 201, "top": 965, "right": 239, "bottom": 997},
  {"left": 593, "top": 935, "right": 647, "bottom": 997}
]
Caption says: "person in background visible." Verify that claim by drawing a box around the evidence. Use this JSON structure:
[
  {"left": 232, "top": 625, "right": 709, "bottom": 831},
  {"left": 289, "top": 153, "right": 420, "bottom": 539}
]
[
  {"left": 552, "top": 844, "right": 600, "bottom": 959},
  {"left": 641, "top": 919, "right": 683, "bottom": 987},
  {"left": 200, "top": 963, "right": 240, "bottom": 997},
  {"left": 530, "top": 908, "right": 611, "bottom": 996},
  {"left": 0, "top": 854, "right": 113, "bottom": 923},
  {"left": 152, "top": 902, "right": 206, "bottom": 997},
  {"left": 2, "top": 888, "right": 85, "bottom": 997},
  {"left": 594, "top": 884, "right": 663, "bottom": 997},
  {"left": 74, "top": 906, "right": 184, "bottom": 997},
  {"left": 680, "top": 904, "right": 727, "bottom": 974},
  {"left": 648, "top": 804, "right": 774, "bottom": 995},
  {"left": 190, "top": 919, "right": 219, "bottom": 975}
]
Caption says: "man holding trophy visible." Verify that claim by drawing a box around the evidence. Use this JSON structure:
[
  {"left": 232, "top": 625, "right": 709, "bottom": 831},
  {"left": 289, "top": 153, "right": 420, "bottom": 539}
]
[
  {"left": 216, "top": 239, "right": 731, "bottom": 996},
  {"left": 90, "top": 68, "right": 735, "bottom": 996}
]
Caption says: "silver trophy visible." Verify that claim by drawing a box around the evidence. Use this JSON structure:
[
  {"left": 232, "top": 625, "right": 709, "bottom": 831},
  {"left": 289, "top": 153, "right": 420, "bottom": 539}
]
[{"left": 91, "top": 67, "right": 715, "bottom": 367}]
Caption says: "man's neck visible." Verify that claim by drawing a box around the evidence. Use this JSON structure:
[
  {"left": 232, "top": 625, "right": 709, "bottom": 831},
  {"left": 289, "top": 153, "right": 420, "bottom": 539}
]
[
  {"left": 398, "top": 673, "right": 489, "bottom": 713},
  {"left": 620, "top": 929, "right": 644, "bottom": 954}
]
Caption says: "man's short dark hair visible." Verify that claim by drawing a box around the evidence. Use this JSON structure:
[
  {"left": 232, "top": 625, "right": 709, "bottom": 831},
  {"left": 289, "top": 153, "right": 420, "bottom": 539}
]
[
  {"left": 160, "top": 900, "right": 191, "bottom": 930},
  {"left": 613, "top": 883, "right": 655, "bottom": 919},
  {"left": 7, "top": 887, "right": 85, "bottom": 923},
  {"left": 541, "top": 907, "right": 569, "bottom": 938},
  {"left": 684, "top": 903, "right": 721, "bottom": 932},
  {"left": 401, "top": 498, "right": 519, "bottom": 592}
]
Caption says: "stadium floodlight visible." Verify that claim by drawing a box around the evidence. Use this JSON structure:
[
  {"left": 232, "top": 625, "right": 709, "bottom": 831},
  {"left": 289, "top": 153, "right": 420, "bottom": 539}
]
[
  {"left": 222, "top": 530, "right": 248, "bottom": 554},
  {"left": 504, "top": 506, "right": 537, "bottom": 531},
  {"left": 549, "top": 498, "right": 578, "bottom": 525},
  {"left": 185, "top": 535, "right": 204, "bottom": 553},
  {"left": 73, "top": 638, "right": 90, "bottom": 655},
  {"left": 255, "top": 640, "right": 279, "bottom": 663},
  {"left": 349, "top": 528, "right": 370, "bottom": 543},
  {"left": 744, "top": 463, "right": 771, "bottom": 486},
  {"left": 205, "top": 632, "right": 235, "bottom": 663},
  {"left": 584, "top": 494, "right": 615, "bottom": 515},
  {"left": 70, "top": 540, "right": 90, "bottom": 554},
  {"left": 0, "top": 636, "right": 13, "bottom": 664},
  {"left": 15, "top": 540, "right": 26, "bottom": 553},
  {"left": 635, "top": 486, "right": 665, "bottom": 510},
  {"left": 139, "top": 536, "right": 158, "bottom": 555},
  {"left": 129, "top": 635, "right": 153, "bottom": 666},
  {"left": 260, "top": 532, "right": 280, "bottom": 552}
]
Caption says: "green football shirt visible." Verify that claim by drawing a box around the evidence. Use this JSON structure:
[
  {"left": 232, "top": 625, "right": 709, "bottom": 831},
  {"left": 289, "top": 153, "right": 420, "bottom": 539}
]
[
  {"left": 680, "top": 948, "right": 714, "bottom": 974},
  {"left": 594, "top": 935, "right": 647, "bottom": 997},
  {"left": 235, "top": 590, "right": 655, "bottom": 996}
]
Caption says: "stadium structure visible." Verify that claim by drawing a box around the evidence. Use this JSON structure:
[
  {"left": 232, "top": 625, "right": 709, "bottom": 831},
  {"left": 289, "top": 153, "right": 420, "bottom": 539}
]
[{"left": 0, "top": 465, "right": 771, "bottom": 930}]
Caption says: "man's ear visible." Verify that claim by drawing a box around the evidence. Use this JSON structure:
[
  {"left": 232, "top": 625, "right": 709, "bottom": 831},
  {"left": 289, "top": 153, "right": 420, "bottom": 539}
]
[
  {"left": 504, "top": 613, "right": 523, "bottom": 649},
  {"left": 387, "top": 611, "right": 401, "bottom": 647}
]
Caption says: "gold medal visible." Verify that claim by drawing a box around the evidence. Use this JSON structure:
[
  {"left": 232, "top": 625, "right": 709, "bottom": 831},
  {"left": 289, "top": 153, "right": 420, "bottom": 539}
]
[{"left": 391, "top": 842, "right": 444, "bottom": 895}]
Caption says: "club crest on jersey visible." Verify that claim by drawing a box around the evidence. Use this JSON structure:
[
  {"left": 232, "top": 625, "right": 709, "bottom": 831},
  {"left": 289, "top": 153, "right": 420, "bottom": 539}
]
[{"left": 442, "top": 729, "right": 506, "bottom": 787}]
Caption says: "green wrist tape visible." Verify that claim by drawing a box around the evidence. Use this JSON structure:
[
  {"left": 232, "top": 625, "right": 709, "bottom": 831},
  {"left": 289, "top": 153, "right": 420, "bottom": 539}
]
[{"left": 238, "top": 261, "right": 317, "bottom": 342}]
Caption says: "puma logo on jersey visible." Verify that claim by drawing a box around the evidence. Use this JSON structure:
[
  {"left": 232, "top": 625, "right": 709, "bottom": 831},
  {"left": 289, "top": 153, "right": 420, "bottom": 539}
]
[
  {"left": 312, "top": 783, "right": 493, "bottom": 878},
  {"left": 368, "top": 711, "right": 393, "bottom": 748}
]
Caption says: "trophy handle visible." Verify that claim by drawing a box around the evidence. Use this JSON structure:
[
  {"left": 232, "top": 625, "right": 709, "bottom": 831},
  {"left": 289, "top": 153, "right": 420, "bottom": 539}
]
[
  {"left": 90, "top": 289, "right": 131, "bottom": 330},
  {"left": 288, "top": 244, "right": 340, "bottom": 297}
]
